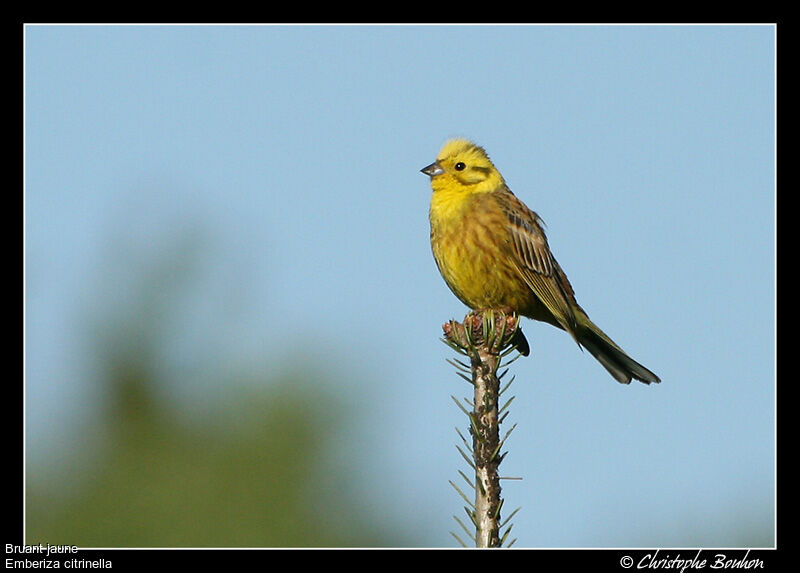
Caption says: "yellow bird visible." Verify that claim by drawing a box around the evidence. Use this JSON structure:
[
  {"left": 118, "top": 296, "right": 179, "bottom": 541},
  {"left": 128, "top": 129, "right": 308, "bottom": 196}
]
[{"left": 423, "top": 138, "right": 660, "bottom": 385}]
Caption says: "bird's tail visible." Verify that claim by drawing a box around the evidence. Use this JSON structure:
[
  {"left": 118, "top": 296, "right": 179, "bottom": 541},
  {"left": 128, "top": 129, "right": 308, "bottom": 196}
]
[{"left": 575, "top": 315, "right": 660, "bottom": 385}]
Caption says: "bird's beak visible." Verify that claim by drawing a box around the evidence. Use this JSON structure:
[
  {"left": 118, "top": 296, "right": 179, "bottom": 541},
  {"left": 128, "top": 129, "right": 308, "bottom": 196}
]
[{"left": 421, "top": 161, "right": 444, "bottom": 177}]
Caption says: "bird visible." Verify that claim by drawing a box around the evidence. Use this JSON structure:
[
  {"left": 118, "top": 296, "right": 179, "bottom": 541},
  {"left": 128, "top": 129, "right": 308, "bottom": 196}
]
[{"left": 423, "top": 138, "right": 660, "bottom": 385}]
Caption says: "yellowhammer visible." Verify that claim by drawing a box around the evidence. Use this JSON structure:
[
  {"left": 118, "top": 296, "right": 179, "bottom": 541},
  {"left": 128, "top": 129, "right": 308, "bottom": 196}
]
[{"left": 423, "top": 138, "right": 660, "bottom": 385}]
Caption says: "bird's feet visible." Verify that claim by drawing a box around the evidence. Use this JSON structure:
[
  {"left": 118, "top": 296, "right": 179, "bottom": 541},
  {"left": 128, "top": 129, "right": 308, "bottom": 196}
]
[{"left": 443, "top": 309, "right": 530, "bottom": 357}]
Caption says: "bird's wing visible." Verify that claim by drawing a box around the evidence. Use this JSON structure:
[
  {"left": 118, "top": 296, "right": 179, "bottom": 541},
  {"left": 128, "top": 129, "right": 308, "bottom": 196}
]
[{"left": 496, "top": 190, "right": 580, "bottom": 336}]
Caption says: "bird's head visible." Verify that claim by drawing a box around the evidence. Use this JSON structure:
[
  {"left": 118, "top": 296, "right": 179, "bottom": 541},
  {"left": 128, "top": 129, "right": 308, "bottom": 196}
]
[{"left": 421, "top": 138, "right": 505, "bottom": 194}]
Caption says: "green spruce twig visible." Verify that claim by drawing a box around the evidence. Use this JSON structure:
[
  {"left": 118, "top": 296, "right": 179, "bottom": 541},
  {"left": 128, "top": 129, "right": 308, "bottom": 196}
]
[{"left": 442, "top": 310, "right": 526, "bottom": 548}]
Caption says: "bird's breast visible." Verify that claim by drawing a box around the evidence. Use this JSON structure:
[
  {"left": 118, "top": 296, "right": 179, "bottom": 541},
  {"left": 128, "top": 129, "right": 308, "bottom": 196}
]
[{"left": 430, "top": 195, "right": 532, "bottom": 312}]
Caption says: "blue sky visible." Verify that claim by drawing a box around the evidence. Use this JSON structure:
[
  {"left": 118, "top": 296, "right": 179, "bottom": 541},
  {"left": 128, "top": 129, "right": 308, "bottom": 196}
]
[{"left": 24, "top": 24, "right": 775, "bottom": 547}]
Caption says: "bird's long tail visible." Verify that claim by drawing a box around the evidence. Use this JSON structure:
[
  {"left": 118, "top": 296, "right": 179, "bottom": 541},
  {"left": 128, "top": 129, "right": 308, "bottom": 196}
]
[{"left": 575, "top": 316, "right": 660, "bottom": 385}]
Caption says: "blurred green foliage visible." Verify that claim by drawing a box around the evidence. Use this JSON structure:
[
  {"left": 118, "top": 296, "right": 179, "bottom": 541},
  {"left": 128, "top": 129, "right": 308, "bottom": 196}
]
[
  {"left": 25, "top": 230, "right": 411, "bottom": 547},
  {"left": 26, "top": 356, "right": 404, "bottom": 547}
]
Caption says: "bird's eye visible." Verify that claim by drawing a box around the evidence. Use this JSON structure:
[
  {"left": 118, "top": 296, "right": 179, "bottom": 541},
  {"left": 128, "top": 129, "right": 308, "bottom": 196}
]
[{"left": 454, "top": 162, "right": 466, "bottom": 171}]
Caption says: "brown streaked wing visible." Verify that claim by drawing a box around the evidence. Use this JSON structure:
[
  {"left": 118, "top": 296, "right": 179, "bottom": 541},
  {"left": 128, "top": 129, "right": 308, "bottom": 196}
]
[{"left": 495, "top": 189, "right": 579, "bottom": 335}]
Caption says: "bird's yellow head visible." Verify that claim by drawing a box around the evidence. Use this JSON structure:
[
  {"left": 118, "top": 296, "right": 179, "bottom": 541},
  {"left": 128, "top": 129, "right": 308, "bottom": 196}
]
[{"left": 421, "top": 138, "right": 505, "bottom": 195}]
